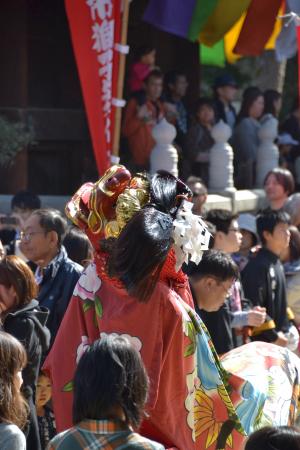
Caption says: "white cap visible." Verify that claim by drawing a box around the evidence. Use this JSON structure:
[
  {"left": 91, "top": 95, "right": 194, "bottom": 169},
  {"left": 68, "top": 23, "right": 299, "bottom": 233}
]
[
  {"left": 238, "top": 213, "right": 258, "bottom": 241},
  {"left": 278, "top": 133, "right": 299, "bottom": 146}
]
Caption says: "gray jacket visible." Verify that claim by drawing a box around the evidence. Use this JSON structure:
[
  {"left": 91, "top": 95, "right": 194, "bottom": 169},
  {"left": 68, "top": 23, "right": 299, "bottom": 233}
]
[{"left": 0, "top": 423, "right": 26, "bottom": 450}]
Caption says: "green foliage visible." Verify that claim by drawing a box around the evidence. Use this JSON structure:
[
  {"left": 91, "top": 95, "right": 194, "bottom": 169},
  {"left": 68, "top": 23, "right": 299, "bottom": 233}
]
[{"left": 0, "top": 116, "right": 34, "bottom": 167}]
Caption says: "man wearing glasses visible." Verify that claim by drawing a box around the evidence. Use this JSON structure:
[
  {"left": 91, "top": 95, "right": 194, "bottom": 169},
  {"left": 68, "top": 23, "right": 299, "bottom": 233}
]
[
  {"left": 20, "top": 208, "right": 82, "bottom": 348},
  {"left": 193, "top": 209, "right": 265, "bottom": 355}
]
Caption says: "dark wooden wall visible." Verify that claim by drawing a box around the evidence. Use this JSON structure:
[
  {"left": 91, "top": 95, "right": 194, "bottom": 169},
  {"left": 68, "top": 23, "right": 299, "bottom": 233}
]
[{"left": 0, "top": 0, "right": 200, "bottom": 195}]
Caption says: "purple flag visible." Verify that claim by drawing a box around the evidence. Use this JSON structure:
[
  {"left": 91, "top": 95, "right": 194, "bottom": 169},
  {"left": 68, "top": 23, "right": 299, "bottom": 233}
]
[{"left": 143, "top": 0, "right": 197, "bottom": 39}]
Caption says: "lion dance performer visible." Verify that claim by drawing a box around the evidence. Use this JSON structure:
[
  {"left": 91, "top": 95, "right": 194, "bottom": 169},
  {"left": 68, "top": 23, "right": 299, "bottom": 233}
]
[{"left": 44, "top": 166, "right": 300, "bottom": 450}]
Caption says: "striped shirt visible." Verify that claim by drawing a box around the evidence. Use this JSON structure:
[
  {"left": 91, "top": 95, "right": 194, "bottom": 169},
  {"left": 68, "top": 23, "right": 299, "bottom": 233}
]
[{"left": 47, "top": 419, "right": 165, "bottom": 450}]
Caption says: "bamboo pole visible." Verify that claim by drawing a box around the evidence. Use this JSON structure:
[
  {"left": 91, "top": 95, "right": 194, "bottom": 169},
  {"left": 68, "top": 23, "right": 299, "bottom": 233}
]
[{"left": 111, "top": 0, "right": 130, "bottom": 159}]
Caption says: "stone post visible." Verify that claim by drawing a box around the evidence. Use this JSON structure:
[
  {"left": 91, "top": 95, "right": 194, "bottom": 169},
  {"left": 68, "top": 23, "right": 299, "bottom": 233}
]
[
  {"left": 256, "top": 116, "right": 279, "bottom": 187},
  {"left": 209, "top": 120, "right": 235, "bottom": 192},
  {"left": 150, "top": 118, "right": 178, "bottom": 177}
]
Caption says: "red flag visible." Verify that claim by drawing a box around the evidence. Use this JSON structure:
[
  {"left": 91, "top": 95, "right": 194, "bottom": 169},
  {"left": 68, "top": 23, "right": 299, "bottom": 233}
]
[
  {"left": 234, "top": 0, "right": 282, "bottom": 56},
  {"left": 65, "top": 0, "right": 121, "bottom": 174}
]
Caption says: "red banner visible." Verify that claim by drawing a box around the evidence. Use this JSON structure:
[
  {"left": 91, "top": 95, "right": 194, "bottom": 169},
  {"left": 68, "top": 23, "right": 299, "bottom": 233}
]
[{"left": 65, "top": 0, "right": 121, "bottom": 175}]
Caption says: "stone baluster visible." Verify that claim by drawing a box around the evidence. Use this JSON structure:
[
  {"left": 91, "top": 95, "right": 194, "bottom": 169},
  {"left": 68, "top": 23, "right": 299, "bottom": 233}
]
[
  {"left": 150, "top": 118, "right": 178, "bottom": 177},
  {"left": 256, "top": 116, "right": 279, "bottom": 187},
  {"left": 209, "top": 120, "right": 235, "bottom": 192}
]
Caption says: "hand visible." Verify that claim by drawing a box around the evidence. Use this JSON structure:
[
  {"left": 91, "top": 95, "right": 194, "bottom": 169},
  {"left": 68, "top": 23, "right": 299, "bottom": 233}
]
[
  {"left": 247, "top": 308, "right": 266, "bottom": 327},
  {"left": 137, "top": 104, "right": 152, "bottom": 122},
  {"left": 274, "top": 331, "right": 288, "bottom": 347}
]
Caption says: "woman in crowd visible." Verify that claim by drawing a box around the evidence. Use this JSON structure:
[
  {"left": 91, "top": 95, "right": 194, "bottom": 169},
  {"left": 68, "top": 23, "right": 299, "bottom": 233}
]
[
  {"left": 232, "top": 86, "right": 264, "bottom": 189},
  {"left": 0, "top": 255, "right": 50, "bottom": 450},
  {"left": 62, "top": 227, "right": 93, "bottom": 268},
  {"left": 184, "top": 97, "right": 215, "bottom": 184},
  {"left": 264, "top": 167, "right": 295, "bottom": 210},
  {"left": 36, "top": 371, "right": 56, "bottom": 449},
  {"left": 262, "top": 89, "right": 282, "bottom": 121},
  {"left": 48, "top": 335, "right": 165, "bottom": 449},
  {"left": 0, "top": 331, "right": 28, "bottom": 450},
  {"left": 245, "top": 426, "right": 300, "bottom": 450},
  {"left": 45, "top": 166, "right": 300, "bottom": 450}
]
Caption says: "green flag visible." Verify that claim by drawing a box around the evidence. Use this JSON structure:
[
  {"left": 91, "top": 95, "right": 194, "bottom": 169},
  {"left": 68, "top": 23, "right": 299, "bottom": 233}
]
[
  {"left": 188, "top": 0, "right": 219, "bottom": 41},
  {"left": 200, "top": 40, "right": 225, "bottom": 67}
]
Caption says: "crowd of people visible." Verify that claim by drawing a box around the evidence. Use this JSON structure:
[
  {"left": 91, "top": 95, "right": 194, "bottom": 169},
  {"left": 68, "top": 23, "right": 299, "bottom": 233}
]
[
  {"left": 122, "top": 46, "right": 300, "bottom": 190},
  {"left": 0, "top": 164, "right": 300, "bottom": 449},
  {"left": 1, "top": 46, "right": 300, "bottom": 450}
]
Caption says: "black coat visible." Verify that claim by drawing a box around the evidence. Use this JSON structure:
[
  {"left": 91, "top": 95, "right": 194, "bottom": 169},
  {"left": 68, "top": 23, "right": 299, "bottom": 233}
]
[{"left": 2, "top": 299, "right": 50, "bottom": 450}]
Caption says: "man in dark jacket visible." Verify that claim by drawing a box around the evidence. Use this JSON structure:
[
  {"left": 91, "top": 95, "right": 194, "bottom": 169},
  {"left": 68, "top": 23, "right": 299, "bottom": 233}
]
[
  {"left": 242, "top": 209, "right": 295, "bottom": 347},
  {"left": 20, "top": 208, "right": 83, "bottom": 346},
  {"left": 213, "top": 74, "right": 237, "bottom": 129}
]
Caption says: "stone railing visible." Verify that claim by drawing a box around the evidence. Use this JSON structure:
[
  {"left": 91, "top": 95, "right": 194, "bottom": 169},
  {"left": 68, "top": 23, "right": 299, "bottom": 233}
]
[{"left": 0, "top": 189, "right": 267, "bottom": 216}]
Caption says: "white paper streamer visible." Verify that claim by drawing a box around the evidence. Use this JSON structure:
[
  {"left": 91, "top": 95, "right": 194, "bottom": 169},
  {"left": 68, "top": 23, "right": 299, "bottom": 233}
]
[{"left": 172, "top": 200, "right": 210, "bottom": 272}]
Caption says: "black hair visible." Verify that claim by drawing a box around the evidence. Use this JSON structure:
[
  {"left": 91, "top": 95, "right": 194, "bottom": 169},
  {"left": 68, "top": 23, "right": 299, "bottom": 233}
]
[
  {"left": 263, "top": 89, "right": 281, "bottom": 117},
  {"left": 144, "top": 69, "right": 163, "bottom": 85},
  {"left": 11, "top": 190, "right": 41, "bottom": 211},
  {"left": 245, "top": 426, "right": 300, "bottom": 450},
  {"left": 237, "top": 86, "right": 263, "bottom": 123},
  {"left": 188, "top": 249, "right": 238, "bottom": 281},
  {"left": 205, "top": 209, "right": 238, "bottom": 235},
  {"left": 165, "top": 70, "right": 187, "bottom": 86},
  {"left": 73, "top": 335, "right": 149, "bottom": 428},
  {"left": 194, "top": 97, "right": 215, "bottom": 117},
  {"left": 32, "top": 208, "right": 67, "bottom": 246},
  {"left": 134, "top": 45, "right": 155, "bottom": 62},
  {"left": 256, "top": 208, "right": 290, "bottom": 245},
  {"left": 107, "top": 171, "right": 191, "bottom": 302},
  {"left": 63, "top": 227, "right": 93, "bottom": 266},
  {"left": 264, "top": 167, "right": 295, "bottom": 195}
]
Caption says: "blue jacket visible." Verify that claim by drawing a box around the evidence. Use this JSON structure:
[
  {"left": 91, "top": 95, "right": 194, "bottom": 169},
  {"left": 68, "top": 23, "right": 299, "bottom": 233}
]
[{"left": 37, "top": 246, "right": 82, "bottom": 346}]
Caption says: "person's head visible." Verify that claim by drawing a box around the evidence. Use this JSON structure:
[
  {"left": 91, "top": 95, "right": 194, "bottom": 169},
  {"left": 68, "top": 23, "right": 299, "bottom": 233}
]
[
  {"left": 237, "top": 86, "right": 264, "bottom": 122},
  {"left": 264, "top": 168, "right": 295, "bottom": 209},
  {"left": 263, "top": 90, "right": 282, "bottom": 118},
  {"left": 63, "top": 227, "right": 93, "bottom": 267},
  {"left": 11, "top": 190, "right": 41, "bottom": 223},
  {"left": 285, "top": 193, "right": 300, "bottom": 227},
  {"left": 144, "top": 69, "right": 163, "bottom": 101},
  {"left": 245, "top": 426, "right": 300, "bottom": 450},
  {"left": 194, "top": 98, "right": 215, "bottom": 127},
  {"left": 73, "top": 335, "right": 148, "bottom": 428},
  {"left": 214, "top": 74, "right": 238, "bottom": 104},
  {"left": 135, "top": 45, "right": 156, "bottom": 66},
  {"left": 186, "top": 176, "right": 207, "bottom": 215},
  {"left": 165, "top": 70, "right": 188, "bottom": 100},
  {"left": 0, "top": 331, "right": 28, "bottom": 429},
  {"left": 20, "top": 208, "right": 67, "bottom": 266},
  {"left": 0, "top": 255, "right": 38, "bottom": 315},
  {"left": 205, "top": 209, "right": 242, "bottom": 253},
  {"left": 189, "top": 250, "right": 238, "bottom": 311},
  {"left": 107, "top": 170, "right": 191, "bottom": 302},
  {"left": 36, "top": 371, "right": 52, "bottom": 410},
  {"left": 237, "top": 214, "right": 258, "bottom": 253},
  {"left": 281, "top": 226, "right": 300, "bottom": 263},
  {"left": 256, "top": 208, "right": 290, "bottom": 255}
]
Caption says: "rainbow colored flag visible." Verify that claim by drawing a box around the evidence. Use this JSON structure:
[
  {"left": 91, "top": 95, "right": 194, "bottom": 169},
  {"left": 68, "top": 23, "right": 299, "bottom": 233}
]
[{"left": 144, "top": 0, "right": 284, "bottom": 66}]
